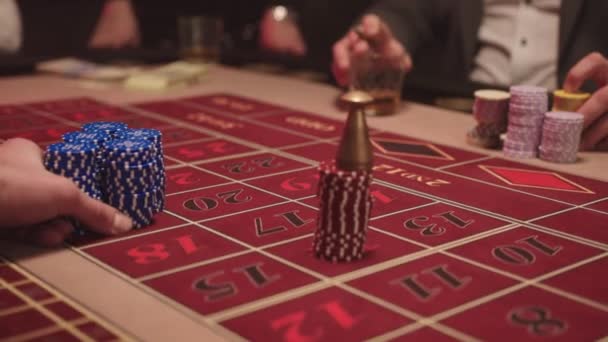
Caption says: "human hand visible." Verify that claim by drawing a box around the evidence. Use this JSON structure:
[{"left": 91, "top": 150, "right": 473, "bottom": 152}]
[
  {"left": 331, "top": 14, "right": 412, "bottom": 87},
  {"left": 88, "top": 0, "right": 140, "bottom": 49},
  {"left": 0, "top": 138, "right": 132, "bottom": 246},
  {"left": 563, "top": 52, "right": 608, "bottom": 151},
  {"left": 259, "top": 6, "right": 307, "bottom": 56}
]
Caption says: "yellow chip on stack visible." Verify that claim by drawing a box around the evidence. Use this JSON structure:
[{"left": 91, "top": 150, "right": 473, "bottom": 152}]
[{"left": 552, "top": 90, "right": 591, "bottom": 112}]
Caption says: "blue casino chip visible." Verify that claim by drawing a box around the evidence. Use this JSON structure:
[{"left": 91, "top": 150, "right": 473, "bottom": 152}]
[
  {"left": 124, "top": 128, "right": 162, "bottom": 144},
  {"left": 82, "top": 122, "right": 128, "bottom": 137},
  {"left": 103, "top": 138, "right": 157, "bottom": 162},
  {"left": 62, "top": 131, "right": 111, "bottom": 146},
  {"left": 46, "top": 141, "right": 98, "bottom": 157}
]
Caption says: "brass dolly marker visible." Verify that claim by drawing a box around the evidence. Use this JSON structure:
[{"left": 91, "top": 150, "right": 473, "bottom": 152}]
[{"left": 336, "top": 90, "right": 374, "bottom": 172}]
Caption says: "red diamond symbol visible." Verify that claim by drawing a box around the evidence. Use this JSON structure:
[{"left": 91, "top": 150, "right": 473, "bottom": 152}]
[{"left": 480, "top": 165, "right": 593, "bottom": 194}]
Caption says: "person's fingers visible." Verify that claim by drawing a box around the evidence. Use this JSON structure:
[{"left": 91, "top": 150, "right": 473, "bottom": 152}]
[
  {"left": 333, "top": 14, "right": 410, "bottom": 87},
  {"left": 26, "top": 219, "right": 74, "bottom": 247},
  {"left": 403, "top": 49, "right": 413, "bottom": 72},
  {"left": 0, "top": 138, "right": 44, "bottom": 170},
  {"left": 577, "top": 85, "right": 608, "bottom": 129},
  {"left": 332, "top": 35, "right": 354, "bottom": 86},
  {"left": 358, "top": 14, "right": 411, "bottom": 72},
  {"left": 346, "top": 29, "right": 359, "bottom": 45},
  {"left": 384, "top": 39, "right": 413, "bottom": 71},
  {"left": 563, "top": 52, "right": 608, "bottom": 92},
  {"left": 360, "top": 14, "right": 387, "bottom": 44},
  {"left": 581, "top": 112, "right": 608, "bottom": 151},
  {"left": 361, "top": 14, "right": 401, "bottom": 55},
  {"left": 352, "top": 39, "right": 371, "bottom": 58},
  {"left": 50, "top": 177, "right": 133, "bottom": 235}
]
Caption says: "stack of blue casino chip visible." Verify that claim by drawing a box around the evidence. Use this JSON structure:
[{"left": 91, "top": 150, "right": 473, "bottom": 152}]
[
  {"left": 123, "top": 128, "right": 166, "bottom": 212},
  {"left": 82, "top": 122, "right": 129, "bottom": 186},
  {"left": 63, "top": 131, "right": 112, "bottom": 182},
  {"left": 44, "top": 141, "right": 102, "bottom": 200},
  {"left": 43, "top": 122, "right": 166, "bottom": 233},
  {"left": 103, "top": 137, "right": 164, "bottom": 228}
]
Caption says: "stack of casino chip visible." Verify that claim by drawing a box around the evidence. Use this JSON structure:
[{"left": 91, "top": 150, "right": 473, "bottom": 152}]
[
  {"left": 123, "top": 128, "right": 166, "bottom": 212},
  {"left": 313, "top": 162, "right": 373, "bottom": 263},
  {"left": 62, "top": 131, "right": 112, "bottom": 181},
  {"left": 44, "top": 122, "right": 165, "bottom": 231},
  {"left": 503, "top": 85, "right": 548, "bottom": 158},
  {"left": 103, "top": 138, "right": 164, "bottom": 227},
  {"left": 539, "top": 111, "right": 584, "bottom": 163},
  {"left": 44, "top": 141, "right": 102, "bottom": 200},
  {"left": 467, "top": 89, "right": 510, "bottom": 148},
  {"left": 81, "top": 122, "right": 129, "bottom": 194}
]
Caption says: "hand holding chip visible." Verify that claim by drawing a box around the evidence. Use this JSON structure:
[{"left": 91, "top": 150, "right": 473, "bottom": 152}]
[
  {"left": 331, "top": 14, "right": 413, "bottom": 87},
  {"left": 563, "top": 52, "right": 608, "bottom": 151},
  {"left": 0, "top": 138, "right": 132, "bottom": 247}
]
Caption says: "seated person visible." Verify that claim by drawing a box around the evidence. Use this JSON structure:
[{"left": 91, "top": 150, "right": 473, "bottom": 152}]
[
  {"left": 0, "top": 0, "right": 139, "bottom": 56},
  {"left": 331, "top": 1, "right": 608, "bottom": 150}
]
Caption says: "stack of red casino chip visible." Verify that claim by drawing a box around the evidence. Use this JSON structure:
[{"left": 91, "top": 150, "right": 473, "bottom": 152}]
[
  {"left": 539, "top": 111, "right": 584, "bottom": 163},
  {"left": 503, "top": 85, "right": 548, "bottom": 158},
  {"left": 313, "top": 161, "right": 373, "bottom": 263},
  {"left": 467, "top": 90, "right": 510, "bottom": 148}
]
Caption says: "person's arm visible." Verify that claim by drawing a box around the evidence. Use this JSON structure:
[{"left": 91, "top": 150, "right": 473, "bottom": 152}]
[
  {"left": 88, "top": 0, "right": 140, "bottom": 49},
  {"left": 258, "top": 4, "right": 306, "bottom": 56},
  {"left": 332, "top": 14, "right": 412, "bottom": 87},
  {"left": 0, "top": 0, "right": 21, "bottom": 53},
  {"left": 563, "top": 52, "right": 608, "bottom": 151},
  {"left": 0, "top": 138, "right": 132, "bottom": 246},
  {"left": 330, "top": 0, "right": 448, "bottom": 86}
]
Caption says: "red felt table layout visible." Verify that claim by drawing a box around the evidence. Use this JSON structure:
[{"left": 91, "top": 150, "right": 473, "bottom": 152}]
[{"left": 1, "top": 93, "right": 607, "bottom": 341}]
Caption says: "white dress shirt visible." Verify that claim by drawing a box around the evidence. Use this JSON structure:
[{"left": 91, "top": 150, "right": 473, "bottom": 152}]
[
  {"left": 0, "top": 0, "right": 21, "bottom": 53},
  {"left": 470, "top": 0, "right": 561, "bottom": 89}
]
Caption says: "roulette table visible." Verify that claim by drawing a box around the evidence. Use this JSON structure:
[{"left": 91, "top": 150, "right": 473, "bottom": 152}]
[{"left": 0, "top": 65, "right": 607, "bottom": 341}]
